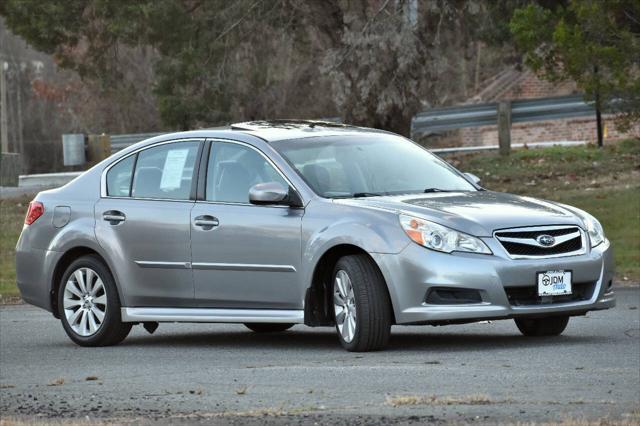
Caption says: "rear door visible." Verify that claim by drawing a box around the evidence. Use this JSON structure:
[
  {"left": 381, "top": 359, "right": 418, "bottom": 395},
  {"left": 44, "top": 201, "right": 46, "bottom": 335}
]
[
  {"left": 95, "top": 139, "right": 203, "bottom": 307},
  {"left": 190, "top": 140, "right": 304, "bottom": 309}
]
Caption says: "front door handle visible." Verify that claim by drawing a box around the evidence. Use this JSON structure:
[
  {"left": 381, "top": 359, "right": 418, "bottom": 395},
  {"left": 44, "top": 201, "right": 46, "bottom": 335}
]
[
  {"left": 194, "top": 215, "right": 219, "bottom": 229},
  {"left": 103, "top": 210, "right": 126, "bottom": 225}
]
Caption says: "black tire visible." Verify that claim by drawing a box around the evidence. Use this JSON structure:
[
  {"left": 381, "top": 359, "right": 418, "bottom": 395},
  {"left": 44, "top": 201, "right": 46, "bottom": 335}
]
[
  {"left": 58, "top": 255, "right": 131, "bottom": 346},
  {"left": 244, "top": 323, "right": 295, "bottom": 333},
  {"left": 515, "top": 316, "right": 570, "bottom": 337},
  {"left": 332, "top": 254, "right": 392, "bottom": 352}
]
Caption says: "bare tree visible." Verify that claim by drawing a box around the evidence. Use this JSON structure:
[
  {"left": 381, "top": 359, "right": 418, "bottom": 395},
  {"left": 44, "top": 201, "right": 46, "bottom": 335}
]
[{"left": 294, "top": 1, "right": 491, "bottom": 136}]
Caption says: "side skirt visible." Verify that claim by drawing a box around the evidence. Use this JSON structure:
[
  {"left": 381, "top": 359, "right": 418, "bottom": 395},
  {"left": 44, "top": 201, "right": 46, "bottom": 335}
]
[{"left": 120, "top": 307, "right": 305, "bottom": 324}]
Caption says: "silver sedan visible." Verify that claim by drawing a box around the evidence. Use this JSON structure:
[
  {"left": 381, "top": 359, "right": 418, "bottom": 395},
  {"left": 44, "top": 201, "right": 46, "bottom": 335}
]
[{"left": 16, "top": 121, "right": 615, "bottom": 351}]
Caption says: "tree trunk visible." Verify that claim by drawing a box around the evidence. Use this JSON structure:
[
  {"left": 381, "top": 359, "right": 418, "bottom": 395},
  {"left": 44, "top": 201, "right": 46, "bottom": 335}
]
[
  {"left": 594, "top": 66, "right": 604, "bottom": 148},
  {"left": 595, "top": 90, "right": 604, "bottom": 148},
  {"left": 0, "top": 63, "right": 8, "bottom": 153},
  {"left": 474, "top": 42, "right": 482, "bottom": 93},
  {"left": 372, "top": 107, "right": 414, "bottom": 138}
]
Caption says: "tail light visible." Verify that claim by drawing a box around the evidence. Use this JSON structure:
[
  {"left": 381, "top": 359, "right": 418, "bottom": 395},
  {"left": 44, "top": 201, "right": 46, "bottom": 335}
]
[{"left": 25, "top": 201, "right": 45, "bottom": 225}]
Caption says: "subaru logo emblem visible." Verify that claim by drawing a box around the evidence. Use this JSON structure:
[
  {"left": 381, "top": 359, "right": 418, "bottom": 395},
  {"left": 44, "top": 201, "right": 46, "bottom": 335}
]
[{"left": 537, "top": 234, "right": 555, "bottom": 247}]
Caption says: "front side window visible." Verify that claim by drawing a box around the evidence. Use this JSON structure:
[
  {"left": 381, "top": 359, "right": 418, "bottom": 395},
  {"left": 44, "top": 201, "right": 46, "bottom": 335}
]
[
  {"left": 206, "top": 142, "right": 288, "bottom": 203},
  {"left": 271, "top": 134, "right": 476, "bottom": 198},
  {"left": 131, "top": 142, "right": 200, "bottom": 200}
]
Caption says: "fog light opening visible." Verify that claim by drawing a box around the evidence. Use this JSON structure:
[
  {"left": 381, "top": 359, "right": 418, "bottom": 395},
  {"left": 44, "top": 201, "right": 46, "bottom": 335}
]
[{"left": 425, "top": 288, "right": 483, "bottom": 305}]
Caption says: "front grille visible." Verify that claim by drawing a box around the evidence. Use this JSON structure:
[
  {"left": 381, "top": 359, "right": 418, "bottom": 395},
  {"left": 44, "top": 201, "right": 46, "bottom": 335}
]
[
  {"left": 494, "top": 225, "right": 585, "bottom": 258},
  {"left": 504, "top": 282, "right": 595, "bottom": 306},
  {"left": 499, "top": 238, "right": 582, "bottom": 256}
]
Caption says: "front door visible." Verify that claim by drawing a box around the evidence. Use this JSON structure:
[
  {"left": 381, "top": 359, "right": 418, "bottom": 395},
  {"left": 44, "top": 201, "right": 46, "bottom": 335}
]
[
  {"left": 95, "top": 140, "right": 202, "bottom": 307},
  {"left": 190, "top": 141, "right": 304, "bottom": 309}
]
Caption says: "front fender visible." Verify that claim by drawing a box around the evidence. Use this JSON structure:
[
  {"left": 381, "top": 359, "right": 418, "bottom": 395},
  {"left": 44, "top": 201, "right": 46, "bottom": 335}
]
[{"left": 301, "top": 200, "right": 410, "bottom": 293}]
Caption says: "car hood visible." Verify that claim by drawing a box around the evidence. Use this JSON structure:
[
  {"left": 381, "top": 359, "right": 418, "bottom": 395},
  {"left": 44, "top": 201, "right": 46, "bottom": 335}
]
[{"left": 335, "top": 191, "right": 583, "bottom": 236}]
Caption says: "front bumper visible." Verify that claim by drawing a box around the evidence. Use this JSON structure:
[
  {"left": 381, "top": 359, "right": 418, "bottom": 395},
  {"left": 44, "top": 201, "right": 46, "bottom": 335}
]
[{"left": 372, "top": 238, "right": 615, "bottom": 325}]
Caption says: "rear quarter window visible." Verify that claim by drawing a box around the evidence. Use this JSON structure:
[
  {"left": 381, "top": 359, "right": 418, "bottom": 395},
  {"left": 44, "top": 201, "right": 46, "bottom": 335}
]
[{"left": 106, "top": 155, "right": 135, "bottom": 197}]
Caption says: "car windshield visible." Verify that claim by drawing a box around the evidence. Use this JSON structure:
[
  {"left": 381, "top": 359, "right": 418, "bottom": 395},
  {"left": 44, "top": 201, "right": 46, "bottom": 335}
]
[{"left": 270, "top": 134, "right": 476, "bottom": 198}]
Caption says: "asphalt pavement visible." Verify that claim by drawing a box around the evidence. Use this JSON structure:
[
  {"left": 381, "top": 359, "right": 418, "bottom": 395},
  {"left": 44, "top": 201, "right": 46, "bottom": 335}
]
[{"left": 1, "top": 288, "right": 639, "bottom": 425}]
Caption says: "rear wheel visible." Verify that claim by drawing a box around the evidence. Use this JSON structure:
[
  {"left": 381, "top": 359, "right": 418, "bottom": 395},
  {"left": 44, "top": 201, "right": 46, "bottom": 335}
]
[
  {"left": 515, "top": 316, "right": 570, "bottom": 336},
  {"left": 332, "top": 254, "right": 392, "bottom": 352},
  {"left": 58, "top": 255, "right": 131, "bottom": 346},
  {"left": 244, "top": 323, "right": 294, "bottom": 333}
]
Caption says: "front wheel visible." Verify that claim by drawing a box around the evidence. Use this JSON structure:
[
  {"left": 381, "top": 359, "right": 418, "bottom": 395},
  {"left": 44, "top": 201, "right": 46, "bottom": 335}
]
[
  {"left": 58, "top": 255, "right": 131, "bottom": 346},
  {"left": 515, "top": 316, "right": 570, "bottom": 336},
  {"left": 332, "top": 254, "right": 392, "bottom": 352}
]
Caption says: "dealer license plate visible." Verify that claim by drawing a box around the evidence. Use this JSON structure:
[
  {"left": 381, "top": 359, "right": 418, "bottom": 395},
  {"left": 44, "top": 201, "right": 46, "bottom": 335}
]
[{"left": 537, "top": 270, "right": 572, "bottom": 296}]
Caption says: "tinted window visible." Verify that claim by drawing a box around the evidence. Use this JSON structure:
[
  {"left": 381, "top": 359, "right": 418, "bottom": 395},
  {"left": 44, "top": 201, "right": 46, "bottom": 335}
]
[
  {"left": 206, "top": 142, "right": 288, "bottom": 203},
  {"left": 131, "top": 142, "right": 200, "bottom": 200},
  {"left": 106, "top": 155, "right": 135, "bottom": 197},
  {"left": 271, "top": 134, "right": 476, "bottom": 197}
]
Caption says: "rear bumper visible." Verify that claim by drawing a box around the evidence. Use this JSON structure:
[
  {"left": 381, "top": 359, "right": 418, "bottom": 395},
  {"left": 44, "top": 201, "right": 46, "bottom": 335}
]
[{"left": 373, "top": 238, "right": 615, "bottom": 325}]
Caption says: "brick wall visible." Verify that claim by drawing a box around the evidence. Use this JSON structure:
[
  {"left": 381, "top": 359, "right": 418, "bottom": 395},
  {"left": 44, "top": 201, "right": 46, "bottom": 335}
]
[{"left": 498, "top": 71, "right": 577, "bottom": 100}]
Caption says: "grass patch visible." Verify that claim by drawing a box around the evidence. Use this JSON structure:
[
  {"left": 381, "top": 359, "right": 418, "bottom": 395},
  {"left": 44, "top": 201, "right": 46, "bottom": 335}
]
[
  {"left": 0, "top": 195, "right": 30, "bottom": 300},
  {"left": 449, "top": 139, "right": 640, "bottom": 199},
  {"left": 451, "top": 139, "right": 640, "bottom": 281},
  {"left": 46, "top": 377, "right": 65, "bottom": 387},
  {"left": 386, "top": 393, "right": 495, "bottom": 406},
  {"left": 561, "top": 189, "right": 639, "bottom": 281}
]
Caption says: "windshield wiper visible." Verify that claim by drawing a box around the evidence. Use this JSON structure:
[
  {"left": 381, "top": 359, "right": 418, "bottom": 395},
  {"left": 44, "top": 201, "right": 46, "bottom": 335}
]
[
  {"left": 423, "top": 188, "right": 452, "bottom": 193},
  {"left": 352, "top": 192, "right": 384, "bottom": 198}
]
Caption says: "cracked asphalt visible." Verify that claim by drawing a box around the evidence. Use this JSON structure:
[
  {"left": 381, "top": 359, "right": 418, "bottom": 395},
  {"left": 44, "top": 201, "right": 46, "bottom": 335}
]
[{"left": 1, "top": 287, "right": 639, "bottom": 425}]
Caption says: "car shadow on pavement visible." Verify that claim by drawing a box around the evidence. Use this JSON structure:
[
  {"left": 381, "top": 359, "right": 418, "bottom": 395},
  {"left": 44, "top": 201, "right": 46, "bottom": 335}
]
[{"left": 118, "top": 326, "right": 604, "bottom": 352}]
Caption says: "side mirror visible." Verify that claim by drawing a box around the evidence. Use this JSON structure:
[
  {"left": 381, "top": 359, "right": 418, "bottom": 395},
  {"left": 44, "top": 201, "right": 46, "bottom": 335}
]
[
  {"left": 464, "top": 172, "right": 482, "bottom": 186},
  {"left": 249, "top": 182, "right": 302, "bottom": 207}
]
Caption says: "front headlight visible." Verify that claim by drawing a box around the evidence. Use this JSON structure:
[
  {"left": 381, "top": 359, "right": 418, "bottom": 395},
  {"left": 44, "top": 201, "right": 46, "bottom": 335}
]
[
  {"left": 577, "top": 211, "right": 605, "bottom": 248},
  {"left": 399, "top": 214, "right": 492, "bottom": 254}
]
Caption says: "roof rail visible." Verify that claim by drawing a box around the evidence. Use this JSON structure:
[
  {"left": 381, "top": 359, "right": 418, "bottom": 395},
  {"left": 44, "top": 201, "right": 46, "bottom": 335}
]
[{"left": 231, "top": 119, "right": 348, "bottom": 131}]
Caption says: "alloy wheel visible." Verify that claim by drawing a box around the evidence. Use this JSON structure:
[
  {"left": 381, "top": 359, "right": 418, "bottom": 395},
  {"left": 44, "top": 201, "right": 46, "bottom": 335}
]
[
  {"left": 334, "top": 269, "right": 357, "bottom": 343},
  {"left": 62, "top": 267, "right": 107, "bottom": 337}
]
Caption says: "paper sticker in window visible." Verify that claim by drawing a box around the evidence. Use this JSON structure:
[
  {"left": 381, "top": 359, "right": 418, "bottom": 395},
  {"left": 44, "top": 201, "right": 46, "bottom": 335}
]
[{"left": 160, "top": 149, "right": 189, "bottom": 190}]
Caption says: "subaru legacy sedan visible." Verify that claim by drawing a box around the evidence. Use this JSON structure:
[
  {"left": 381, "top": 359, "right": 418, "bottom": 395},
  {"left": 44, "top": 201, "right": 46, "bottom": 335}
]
[{"left": 16, "top": 121, "right": 615, "bottom": 351}]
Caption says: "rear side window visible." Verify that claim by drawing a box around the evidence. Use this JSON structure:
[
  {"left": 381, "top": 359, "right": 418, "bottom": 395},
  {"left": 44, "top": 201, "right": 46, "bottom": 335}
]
[
  {"left": 106, "top": 155, "right": 135, "bottom": 197},
  {"left": 131, "top": 142, "right": 200, "bottom": 200}
]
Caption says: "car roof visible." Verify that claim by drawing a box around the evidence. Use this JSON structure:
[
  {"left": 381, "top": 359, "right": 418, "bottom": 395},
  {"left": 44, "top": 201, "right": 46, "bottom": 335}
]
[
  {"left": 116, "top": 121, "right": 395, "bottom": 158},
  {"left": 205, "top": 120, "right": 391, "bottom": 143}
]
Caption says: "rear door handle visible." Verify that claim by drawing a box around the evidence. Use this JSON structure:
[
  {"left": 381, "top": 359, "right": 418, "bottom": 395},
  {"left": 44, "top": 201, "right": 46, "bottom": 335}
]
[
  {"left": 103, "top": 210, "right": 126, "bottom": 224},
  {"left": 194, "top": 215, "right": 219, "bottom": 229}
]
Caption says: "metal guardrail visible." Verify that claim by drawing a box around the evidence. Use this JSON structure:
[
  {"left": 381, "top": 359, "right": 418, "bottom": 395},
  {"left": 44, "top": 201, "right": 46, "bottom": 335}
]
[
  {"left": 412, "top": 95, "right": 595, "bottom": 135},
  {"left": 413, "top": 102, "right": 499, "bottom": 132},
  {"left": 511, "top": 95, "right": 595, "bottom": 123},
  {"left": 18, "top": 171, "right": 82, "bottom": 188},
  {"left": 101, "top": 99, "right": 596, "bottom": 153},
  {"left": 105, "top": 98, "right": 596, "bottom": 152}
]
